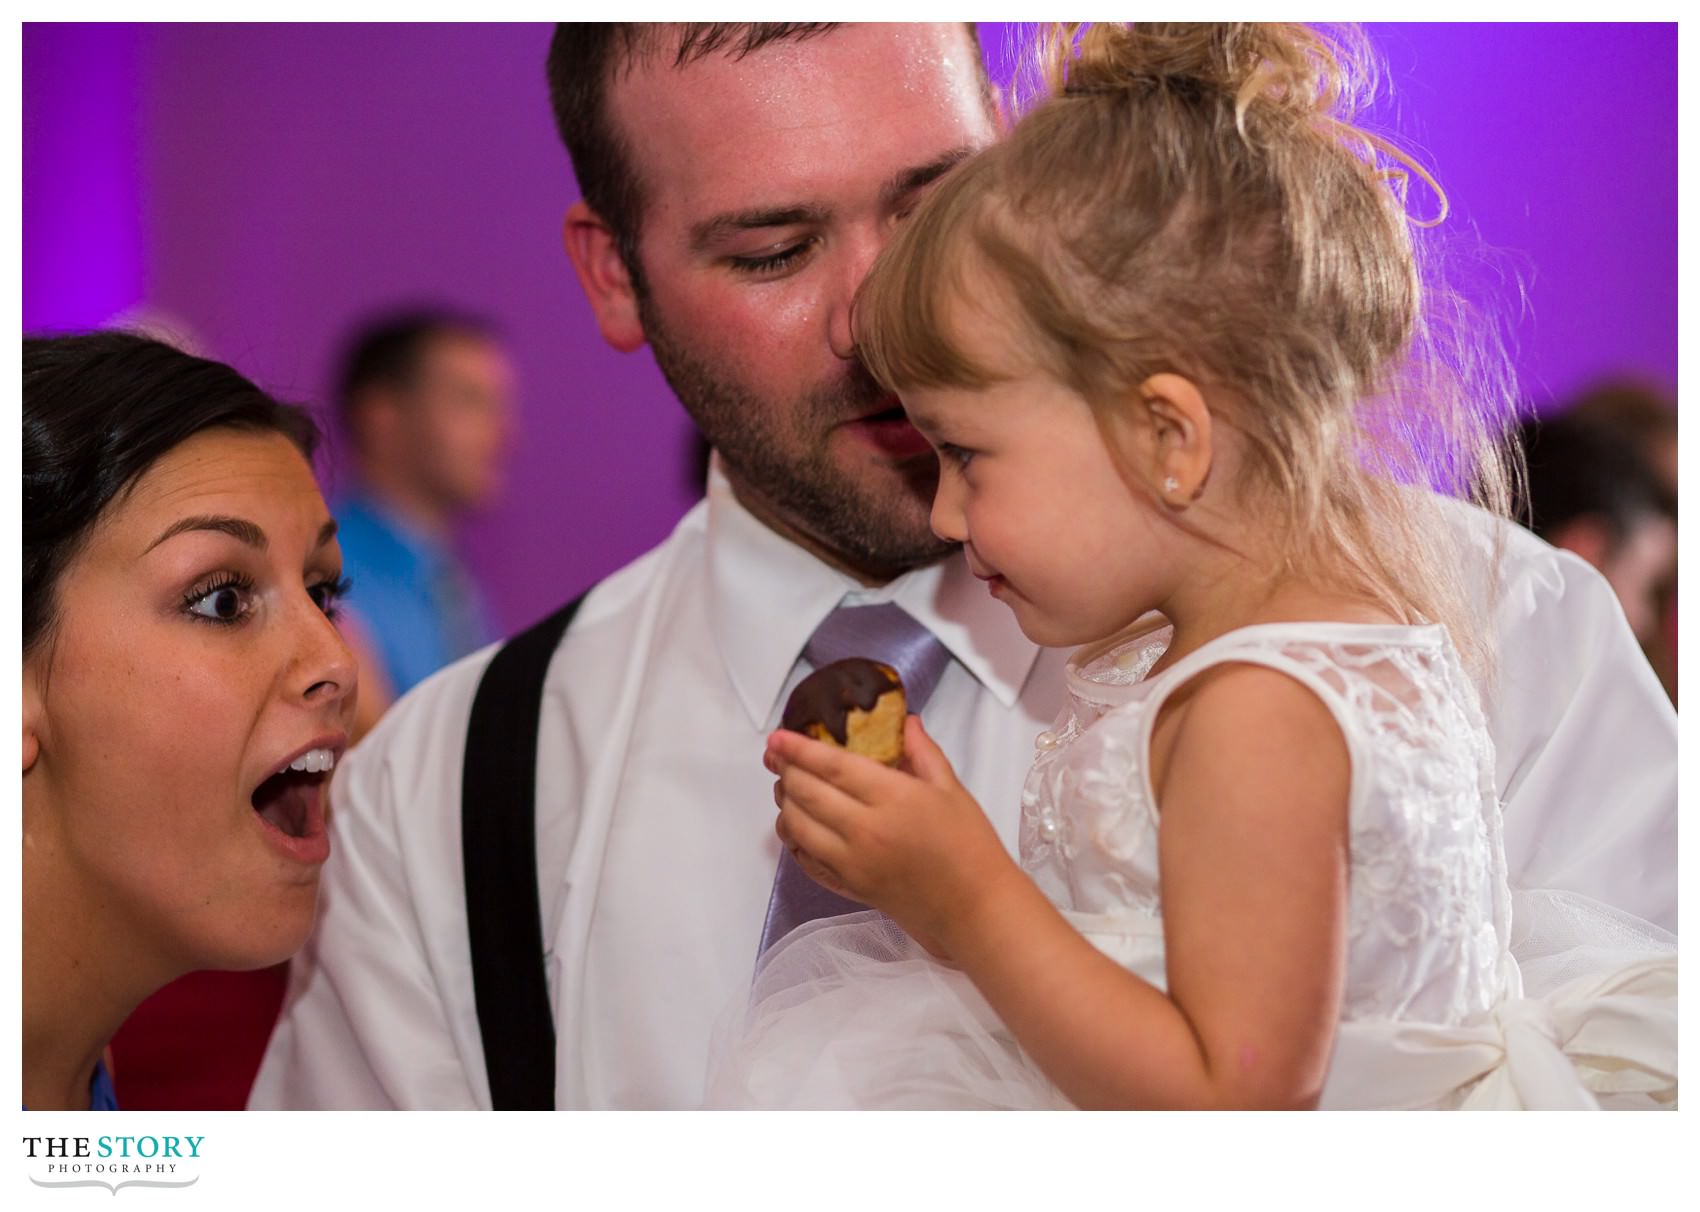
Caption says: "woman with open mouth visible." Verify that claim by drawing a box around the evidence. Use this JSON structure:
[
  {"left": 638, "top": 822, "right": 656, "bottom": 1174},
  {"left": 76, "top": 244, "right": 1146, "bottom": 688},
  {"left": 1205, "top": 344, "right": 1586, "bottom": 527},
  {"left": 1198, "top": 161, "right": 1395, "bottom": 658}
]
[{"left": 22, "top": 331, "right": 358, "bottom": 1110}]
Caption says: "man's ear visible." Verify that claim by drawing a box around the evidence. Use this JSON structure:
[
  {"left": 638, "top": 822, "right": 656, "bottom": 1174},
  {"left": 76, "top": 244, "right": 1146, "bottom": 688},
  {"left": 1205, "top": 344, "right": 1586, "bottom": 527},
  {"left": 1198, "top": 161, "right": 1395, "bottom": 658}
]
[
  {"left": 1134, "top": 372, "right": 1214, "bottom": 508},
  {"left": 563, "top": 201, "right": 646, "bottom": 354}
]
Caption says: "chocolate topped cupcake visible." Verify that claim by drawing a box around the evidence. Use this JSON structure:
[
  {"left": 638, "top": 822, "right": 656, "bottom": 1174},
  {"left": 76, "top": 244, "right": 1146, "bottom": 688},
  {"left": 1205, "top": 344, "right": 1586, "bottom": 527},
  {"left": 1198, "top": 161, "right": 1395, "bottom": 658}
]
[{"left": 781, "top": 658, "right": 908, "bottom": 765}]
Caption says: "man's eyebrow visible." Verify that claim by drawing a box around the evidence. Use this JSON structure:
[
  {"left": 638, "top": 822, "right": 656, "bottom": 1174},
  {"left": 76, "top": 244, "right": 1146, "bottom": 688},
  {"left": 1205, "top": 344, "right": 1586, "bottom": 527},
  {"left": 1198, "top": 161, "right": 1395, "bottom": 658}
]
[
  {"left": 685, "top": 147, "right": 978, "bottom": 255},
  {"left": 882, "top": 146, "right": 978, "bottom": 207},
  {"left": 689, "top": 205, "right": 831, "bottom": 254},
  {"left": 144, "top": 514, "right": 268, "bottom": 554}
]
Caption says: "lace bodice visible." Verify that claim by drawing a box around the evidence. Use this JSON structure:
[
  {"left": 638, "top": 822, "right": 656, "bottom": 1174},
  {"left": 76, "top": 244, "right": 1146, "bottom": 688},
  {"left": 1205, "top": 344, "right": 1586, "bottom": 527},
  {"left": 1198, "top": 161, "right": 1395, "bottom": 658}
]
[{"left": 1020, "top": 620, "right": 1516, "bottom": 1026}]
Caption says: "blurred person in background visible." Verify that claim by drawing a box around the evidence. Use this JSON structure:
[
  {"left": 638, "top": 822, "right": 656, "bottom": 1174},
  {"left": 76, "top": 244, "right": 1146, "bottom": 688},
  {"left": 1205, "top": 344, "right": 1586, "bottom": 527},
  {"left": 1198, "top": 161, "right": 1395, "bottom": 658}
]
[
  {"left": 1566, "top": 380, "right": 1677, "bottom": 702},
  {"left": 1518, "top": 401, "right": 1678, "bottom": 702},
  {"left": 1566, "top": 380, "right": 1678, "bottom": 512},
  {"left": 331, "top": 310, "right": 516, "bottom": 737}
]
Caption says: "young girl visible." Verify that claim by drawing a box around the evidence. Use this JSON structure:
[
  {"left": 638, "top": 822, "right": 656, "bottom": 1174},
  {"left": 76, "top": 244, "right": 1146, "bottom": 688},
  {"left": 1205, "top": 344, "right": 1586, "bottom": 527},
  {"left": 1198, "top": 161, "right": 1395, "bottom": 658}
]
[{"left": 706, "top": 22, "right": 1676, "bottom": 1110}]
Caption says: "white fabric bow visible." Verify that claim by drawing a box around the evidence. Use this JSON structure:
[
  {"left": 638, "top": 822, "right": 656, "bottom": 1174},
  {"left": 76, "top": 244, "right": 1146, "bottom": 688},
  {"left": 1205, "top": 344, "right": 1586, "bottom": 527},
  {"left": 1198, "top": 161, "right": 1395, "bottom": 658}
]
[{"left": 1321, "top": 954, "right": 1676, "bottom": 1110}]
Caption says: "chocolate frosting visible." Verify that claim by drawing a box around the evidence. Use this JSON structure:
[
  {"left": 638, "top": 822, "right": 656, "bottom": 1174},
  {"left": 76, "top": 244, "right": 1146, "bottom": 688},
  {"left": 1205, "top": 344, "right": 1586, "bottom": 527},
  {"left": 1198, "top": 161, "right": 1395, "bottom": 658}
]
[{"left": 781, "top": 658, "right": 904, "bottom": 744}]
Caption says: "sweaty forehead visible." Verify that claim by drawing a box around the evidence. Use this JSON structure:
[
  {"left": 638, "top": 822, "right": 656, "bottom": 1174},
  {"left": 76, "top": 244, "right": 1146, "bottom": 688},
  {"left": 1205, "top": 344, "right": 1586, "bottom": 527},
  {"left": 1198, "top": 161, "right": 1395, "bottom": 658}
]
[{"left": 611, "top": 24, "right": 994, "bottom": 220}]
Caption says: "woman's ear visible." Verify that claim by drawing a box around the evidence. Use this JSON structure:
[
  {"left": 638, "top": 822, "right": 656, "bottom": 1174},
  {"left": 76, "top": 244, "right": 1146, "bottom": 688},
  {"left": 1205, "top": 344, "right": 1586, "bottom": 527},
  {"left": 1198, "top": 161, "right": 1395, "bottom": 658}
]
[
  {"left": 23, "top": 677, "right": 42, "bottom": 774},
  {"left": 562, "top": 201, "right": 646, "bottom": 354},
  {"left": 1135, "top": 373, "right": 1214, "bottom": 509}
]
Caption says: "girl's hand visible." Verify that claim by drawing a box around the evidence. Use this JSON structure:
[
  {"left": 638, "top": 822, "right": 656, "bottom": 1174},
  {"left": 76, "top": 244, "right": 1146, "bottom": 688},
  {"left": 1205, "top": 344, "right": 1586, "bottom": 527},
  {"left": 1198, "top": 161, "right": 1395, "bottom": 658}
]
[{"left": 765, "top": 715, "right": 1021, "bottom": 953}]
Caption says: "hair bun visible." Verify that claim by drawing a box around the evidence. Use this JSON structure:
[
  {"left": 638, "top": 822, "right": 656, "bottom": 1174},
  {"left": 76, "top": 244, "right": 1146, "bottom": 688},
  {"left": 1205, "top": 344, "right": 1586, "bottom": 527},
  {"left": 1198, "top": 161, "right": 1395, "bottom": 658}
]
[{"left": 1049, "top": 22, "right": 1372, "bottom": 128}]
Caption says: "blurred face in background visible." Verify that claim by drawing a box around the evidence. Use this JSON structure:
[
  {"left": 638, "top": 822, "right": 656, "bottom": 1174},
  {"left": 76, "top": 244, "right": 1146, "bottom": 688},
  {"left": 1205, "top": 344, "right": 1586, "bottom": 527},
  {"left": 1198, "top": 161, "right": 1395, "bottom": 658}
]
[
  {"left": 575, "top": 23, "right": 998, "bottom": 580},
  {"left": 1548, "top": 508, "right": 1676, "bottom": 646},
  {"left": 394, "top": 331, "right": 516, "bottom": 512},
  {"left": 23, "top": 429, "right": 356, "bottom": 980},
  {"left": 1600, "top": 515, "right": 1676, "bottom": 646}
]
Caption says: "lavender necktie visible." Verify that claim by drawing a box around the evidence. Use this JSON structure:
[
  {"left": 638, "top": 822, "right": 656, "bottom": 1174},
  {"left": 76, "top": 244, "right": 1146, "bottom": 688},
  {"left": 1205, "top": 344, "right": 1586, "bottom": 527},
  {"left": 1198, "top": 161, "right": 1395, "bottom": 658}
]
[{"left": 757, "top": 602, "right": 951, "bottom": 957}]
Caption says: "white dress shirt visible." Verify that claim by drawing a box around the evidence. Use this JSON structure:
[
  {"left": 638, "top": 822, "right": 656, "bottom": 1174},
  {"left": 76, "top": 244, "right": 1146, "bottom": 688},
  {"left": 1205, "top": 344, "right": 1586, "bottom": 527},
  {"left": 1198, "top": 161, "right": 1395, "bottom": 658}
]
[
  {"left": 252, "top": 468, "right": 1063, "bottom": 1108},
  {"left": 250, "top": 475, "right": 1675, "bottom": 1109},
  {"left": 1443, "top": 496, "right": 1676, "bottom": 927}
]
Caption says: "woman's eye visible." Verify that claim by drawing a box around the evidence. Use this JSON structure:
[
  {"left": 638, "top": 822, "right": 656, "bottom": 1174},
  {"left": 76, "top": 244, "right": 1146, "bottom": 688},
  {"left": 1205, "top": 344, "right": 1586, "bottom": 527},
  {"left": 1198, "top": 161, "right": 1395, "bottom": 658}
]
[{"left": 185, "top": 578, "right": 254, "bottom": 624}]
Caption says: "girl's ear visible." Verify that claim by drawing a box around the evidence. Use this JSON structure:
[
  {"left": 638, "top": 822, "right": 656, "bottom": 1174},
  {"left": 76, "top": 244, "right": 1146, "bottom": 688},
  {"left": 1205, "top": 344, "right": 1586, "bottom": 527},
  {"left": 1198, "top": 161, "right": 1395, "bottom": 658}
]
[{"left": 1134, "top": 373, "right": 1214, "bottom": 509}]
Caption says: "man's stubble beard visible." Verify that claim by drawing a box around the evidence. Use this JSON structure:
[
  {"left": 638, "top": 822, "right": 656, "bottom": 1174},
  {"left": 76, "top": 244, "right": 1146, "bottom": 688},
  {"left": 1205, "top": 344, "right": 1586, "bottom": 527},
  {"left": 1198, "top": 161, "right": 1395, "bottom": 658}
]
[{"left": 641, "top": 299, "right": 956, "bottom": 580}]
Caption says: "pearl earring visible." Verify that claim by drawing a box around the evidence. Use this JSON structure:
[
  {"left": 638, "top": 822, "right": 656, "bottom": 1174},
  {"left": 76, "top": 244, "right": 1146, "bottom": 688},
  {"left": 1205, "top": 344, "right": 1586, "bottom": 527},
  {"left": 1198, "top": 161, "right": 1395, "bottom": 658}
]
[{"left": 1163, "top": 476, "right": 1180, "bottom": 495}]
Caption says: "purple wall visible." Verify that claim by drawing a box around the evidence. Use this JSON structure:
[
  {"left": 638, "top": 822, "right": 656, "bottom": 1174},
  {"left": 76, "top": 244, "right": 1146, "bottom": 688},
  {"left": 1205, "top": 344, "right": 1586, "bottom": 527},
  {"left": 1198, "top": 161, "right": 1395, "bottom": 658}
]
[
  {"left": 22, "top": 23, "right": 1678, "bottom": 635},
  {"left": 23, "top": 24, "right": 152, "bottom": 330}
]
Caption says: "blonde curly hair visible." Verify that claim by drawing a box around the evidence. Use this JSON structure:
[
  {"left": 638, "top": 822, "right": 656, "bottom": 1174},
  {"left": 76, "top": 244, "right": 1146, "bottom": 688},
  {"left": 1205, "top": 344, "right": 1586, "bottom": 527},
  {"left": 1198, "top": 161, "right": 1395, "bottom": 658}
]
[{"left": 857, "top": 22, "right": 1521, "bottom": 677}]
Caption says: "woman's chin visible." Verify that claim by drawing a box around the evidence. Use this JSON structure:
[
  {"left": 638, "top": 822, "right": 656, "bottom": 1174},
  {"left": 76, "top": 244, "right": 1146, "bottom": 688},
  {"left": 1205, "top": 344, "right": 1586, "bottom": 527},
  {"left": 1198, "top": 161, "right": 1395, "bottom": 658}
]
[
  {"left": 190, "top": 889, "right": 321, "bottom": 974},
  {"left": 210, "top": 935, "right": 312, "bottom": 975}
]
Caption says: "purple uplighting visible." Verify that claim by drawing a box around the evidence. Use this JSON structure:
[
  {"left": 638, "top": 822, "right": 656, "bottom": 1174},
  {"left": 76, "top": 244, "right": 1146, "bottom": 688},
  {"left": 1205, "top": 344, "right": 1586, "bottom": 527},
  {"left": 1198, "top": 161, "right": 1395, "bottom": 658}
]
[
  {"left": 21, "top": 22, "right": 1677, "bottom": 634},
  {"left": 23, "top": 23, "right": 153, "bottom": 331}
]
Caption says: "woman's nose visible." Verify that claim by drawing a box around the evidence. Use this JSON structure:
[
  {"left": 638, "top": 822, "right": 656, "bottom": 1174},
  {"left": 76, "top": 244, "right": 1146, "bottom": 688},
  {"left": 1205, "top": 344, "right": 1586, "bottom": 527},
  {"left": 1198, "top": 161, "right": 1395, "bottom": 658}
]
[{"left": 295, "top": 601, "right": 358, "bottom": 709}]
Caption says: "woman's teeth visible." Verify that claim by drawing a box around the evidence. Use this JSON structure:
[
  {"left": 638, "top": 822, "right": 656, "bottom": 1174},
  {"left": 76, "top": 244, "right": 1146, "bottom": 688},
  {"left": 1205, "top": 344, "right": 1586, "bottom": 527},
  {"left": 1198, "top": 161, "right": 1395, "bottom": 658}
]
[{"left": 285, "top": 748, "right": 336, "bottom": 775}]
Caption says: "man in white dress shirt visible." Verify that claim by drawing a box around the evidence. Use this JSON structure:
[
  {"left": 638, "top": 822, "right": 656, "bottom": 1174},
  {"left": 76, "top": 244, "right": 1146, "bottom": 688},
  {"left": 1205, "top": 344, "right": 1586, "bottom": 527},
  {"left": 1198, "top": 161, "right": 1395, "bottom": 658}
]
[{"left": 251, "top": 22, "right": 1675, "bottom": 1110}]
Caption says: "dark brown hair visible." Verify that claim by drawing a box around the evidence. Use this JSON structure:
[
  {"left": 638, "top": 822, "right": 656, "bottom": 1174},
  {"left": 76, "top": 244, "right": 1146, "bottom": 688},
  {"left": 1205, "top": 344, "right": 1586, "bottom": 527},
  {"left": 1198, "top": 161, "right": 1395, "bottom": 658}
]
[
  {"left": 545, "top": 23, "right": 989, "bottom": 296},
  {"left": 336, "top": 307, "right": 497, "bottom": 425},
  {"left": 23, "top": 331, "right": 318, "bottom": 654}
]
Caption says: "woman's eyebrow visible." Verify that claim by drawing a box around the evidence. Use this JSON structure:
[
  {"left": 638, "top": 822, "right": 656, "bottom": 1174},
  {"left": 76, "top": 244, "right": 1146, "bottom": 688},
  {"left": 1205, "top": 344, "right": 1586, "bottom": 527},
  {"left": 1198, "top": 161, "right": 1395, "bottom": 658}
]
[
  {"left": 144, "top": 514, "right": 267, "bottom": 554},
  {"left": 314, "top": 518, "right": 339, "bottom": 549}
]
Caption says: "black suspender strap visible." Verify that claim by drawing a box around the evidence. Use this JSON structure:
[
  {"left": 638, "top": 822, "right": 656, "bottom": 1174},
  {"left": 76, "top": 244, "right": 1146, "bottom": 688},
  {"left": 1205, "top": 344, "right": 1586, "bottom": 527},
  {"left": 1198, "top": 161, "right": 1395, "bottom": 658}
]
[{"left": 461, "top": 589, "right": 590, "bottom": 1110}]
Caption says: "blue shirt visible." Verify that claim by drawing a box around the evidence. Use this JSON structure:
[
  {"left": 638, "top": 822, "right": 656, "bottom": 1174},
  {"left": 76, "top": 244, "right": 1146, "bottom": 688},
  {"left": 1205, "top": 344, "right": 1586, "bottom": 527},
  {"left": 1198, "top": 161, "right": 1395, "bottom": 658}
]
[
  {"left": 89, "top": 1059, "right": 118, "bottom": 1110},
  {"left": 332, "top": 492, "right": 498, "bottom": 696},
  {"left": 23, "top": 1059, "right": 117, "bottom": 1110}
]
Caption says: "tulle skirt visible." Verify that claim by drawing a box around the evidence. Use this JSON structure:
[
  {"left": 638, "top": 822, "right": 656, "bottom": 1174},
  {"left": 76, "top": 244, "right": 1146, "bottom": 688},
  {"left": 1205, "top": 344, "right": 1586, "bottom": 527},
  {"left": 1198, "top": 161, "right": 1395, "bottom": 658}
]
[
  {"left": 705, "top": 911, "right": 1073, "bottom": 1109},
  {"left": 704, "top": 892, "right": 1676, "bottom": 1110}
]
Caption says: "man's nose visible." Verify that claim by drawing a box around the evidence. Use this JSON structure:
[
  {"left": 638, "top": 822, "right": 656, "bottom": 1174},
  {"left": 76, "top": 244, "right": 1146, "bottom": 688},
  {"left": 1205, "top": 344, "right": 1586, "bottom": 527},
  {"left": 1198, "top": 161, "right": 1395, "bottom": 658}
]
[{"left": 827, "top": 230, "right": 886, "bottom": 361}]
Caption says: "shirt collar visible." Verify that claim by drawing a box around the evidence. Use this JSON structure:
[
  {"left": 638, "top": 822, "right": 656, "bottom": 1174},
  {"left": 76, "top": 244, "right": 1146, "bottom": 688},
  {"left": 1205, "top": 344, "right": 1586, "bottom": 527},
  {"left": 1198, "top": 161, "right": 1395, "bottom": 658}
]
[{"left": 704, "top": 464, "right": 1042, "bottom": 730}]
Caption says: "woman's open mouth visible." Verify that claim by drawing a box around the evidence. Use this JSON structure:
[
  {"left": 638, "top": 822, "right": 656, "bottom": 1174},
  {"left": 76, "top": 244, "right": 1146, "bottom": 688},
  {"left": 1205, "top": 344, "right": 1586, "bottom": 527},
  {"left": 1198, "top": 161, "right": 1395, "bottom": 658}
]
[{"left": 250, "top": 746, "right": 336, "bottom": 864}]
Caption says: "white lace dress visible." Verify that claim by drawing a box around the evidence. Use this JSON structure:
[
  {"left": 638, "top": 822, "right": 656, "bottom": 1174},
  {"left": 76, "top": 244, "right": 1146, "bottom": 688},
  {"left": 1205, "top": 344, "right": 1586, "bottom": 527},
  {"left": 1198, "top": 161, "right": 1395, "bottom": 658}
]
[{"left": 705, "top": 621, "right": 1676, "bottom": 1110}]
